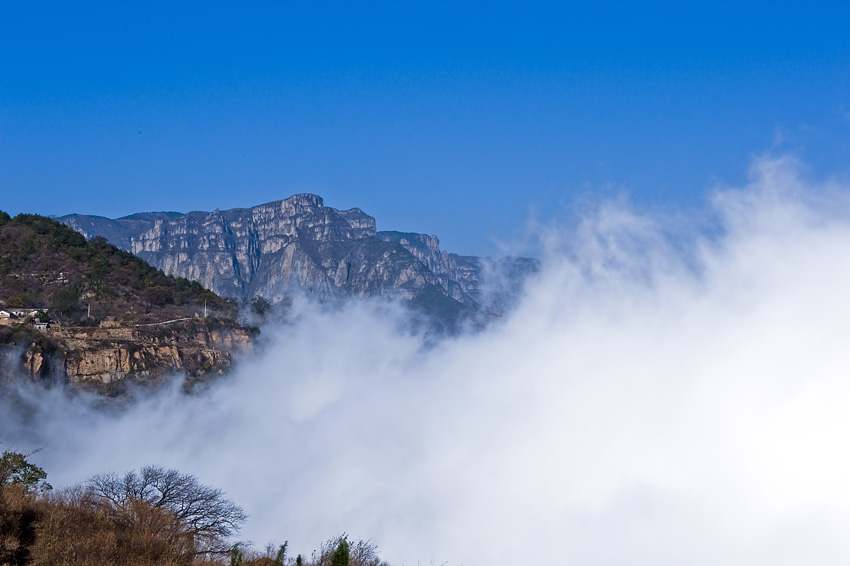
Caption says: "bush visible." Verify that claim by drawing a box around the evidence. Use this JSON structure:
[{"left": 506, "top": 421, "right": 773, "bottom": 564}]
[
  {"left": 28, "top": 487, "right": 193, "bottom": 566},
  {"left": 0, "top": 451, "right": 50, "bottom": 565},
  {"left": 0, "top": 456, "right": 394, "bottom": 566},
  {"left": 0, "top": 481, "right": 43, "bottom": 565}
]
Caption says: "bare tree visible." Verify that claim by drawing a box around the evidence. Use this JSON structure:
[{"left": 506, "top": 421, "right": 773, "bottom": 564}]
[{"left": 86, "top": 465, "right": 246, "bottom": 555}]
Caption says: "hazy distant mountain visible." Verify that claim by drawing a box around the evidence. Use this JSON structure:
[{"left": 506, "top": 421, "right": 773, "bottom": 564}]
[{"left": 59, "top": 194, "right": 538, "bottom": 325}]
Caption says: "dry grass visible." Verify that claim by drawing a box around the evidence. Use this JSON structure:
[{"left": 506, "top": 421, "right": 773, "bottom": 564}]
[{"left": 2, "top": 485, "right": 393, "bottom": 566}]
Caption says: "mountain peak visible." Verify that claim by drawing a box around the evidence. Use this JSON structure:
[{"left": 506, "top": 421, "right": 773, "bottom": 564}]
[{"left": 58, "top": 195, "right": 538, "bottom": 327}]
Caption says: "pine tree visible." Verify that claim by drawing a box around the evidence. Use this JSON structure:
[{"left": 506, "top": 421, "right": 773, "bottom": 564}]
[
  {"left": 330, "top": 537, "right": 350, "bottom": 566},
  {"left": 230, "top": 544, "right": 243, "bottom": 566},
  {"left": 275, "top": 541, "right": 288, "bottom": 565}
]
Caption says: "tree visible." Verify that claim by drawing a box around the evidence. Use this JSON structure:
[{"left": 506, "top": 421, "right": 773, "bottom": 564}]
[
  {"left": 0, "top": 450, "right": 50, "bottom": 565},
  {"left": 330, "top": 537, "right": 350, "bottom": 566},
  {"left": 275, "top": 541, "right": 288, "bottom": 565},
  {"left": 86, "top": 465, "right": 246, "bottom": 554},
  {"left": 250, "top": 296, "right": 272, "bottom": 319},
  {"left": 0, "top": 450, "right": 52, "bottom": 493},
  {"left": 49, "top": 287, "right": 79, "bottom": 318},
  {"left": 312, "top": 535, "right": 388, "bottom": 566},
  {"left": 230, "top": 543, "right": 244, "bottom": 566}
]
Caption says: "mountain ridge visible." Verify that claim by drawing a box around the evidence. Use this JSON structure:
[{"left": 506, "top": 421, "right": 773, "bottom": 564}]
[
  {"left": 59, "top": 194, "right": 538, "bottom": 325},
  {"left": 0, "top": 212, "right": 255, "bottom": 386}
]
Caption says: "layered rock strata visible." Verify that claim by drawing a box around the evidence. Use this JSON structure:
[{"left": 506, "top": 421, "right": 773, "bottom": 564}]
[{"left": 8, "top": 321, "right": 253, "bottom": 384}]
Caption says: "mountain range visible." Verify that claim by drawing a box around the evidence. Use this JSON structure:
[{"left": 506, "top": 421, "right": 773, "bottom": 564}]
[{"left": 59, "top": 194, "right": 538, "bottom": 325}]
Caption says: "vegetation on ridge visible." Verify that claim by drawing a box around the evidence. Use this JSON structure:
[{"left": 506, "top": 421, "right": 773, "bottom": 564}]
[
  {"left": 0, "top": 211, "right": 234, "bottom": 326},
  {"left": 0, "top": 450, "right": 391, "bottom": 566},
  {"left": 0, "top": 211, "right": 257, "bottom": 386}
]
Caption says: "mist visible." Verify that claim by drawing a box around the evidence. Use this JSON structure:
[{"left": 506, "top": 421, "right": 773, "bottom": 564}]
[{"left": 3, "top": 155, "right": 850, "bottom": 565}]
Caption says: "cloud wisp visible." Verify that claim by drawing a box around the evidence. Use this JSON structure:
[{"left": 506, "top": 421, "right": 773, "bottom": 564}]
[{"left": 3, "top": 156, "right": 850, "bottom": 565}]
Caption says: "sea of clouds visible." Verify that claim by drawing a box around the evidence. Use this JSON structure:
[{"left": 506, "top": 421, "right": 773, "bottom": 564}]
[{"left": 3, "top": 155, "right": 850, "bottom": 565}]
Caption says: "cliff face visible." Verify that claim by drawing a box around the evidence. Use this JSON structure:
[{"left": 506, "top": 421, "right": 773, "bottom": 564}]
[
  {"left": 6, "top": 321, "right": 254, "bottom": 385},
  {"left": 62, "top": 323, "right": 253, "bottom": 383},
  {"left": 59, "top": 194, "right": 538, "bottom": 320}
]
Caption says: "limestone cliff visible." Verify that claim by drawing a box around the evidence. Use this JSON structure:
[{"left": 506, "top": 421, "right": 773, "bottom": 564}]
[
  {"left": 61, "top": 322, "right": 254, "bottom": 383},
  {"left": 59, "top": 194, "right": 538, "bottom": 321},
  {"left": 4, "top": 320, "right": 254, "bottom": 385}
]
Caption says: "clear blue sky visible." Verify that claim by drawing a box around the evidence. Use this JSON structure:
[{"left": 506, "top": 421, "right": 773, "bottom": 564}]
[{"left": 1, "top": 1, "right": 849, "bottom": 256}]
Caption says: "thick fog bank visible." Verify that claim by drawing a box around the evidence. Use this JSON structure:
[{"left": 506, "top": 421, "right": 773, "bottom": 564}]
[{"left": 3, "top": 156, "right": 850, "bottom": 564}]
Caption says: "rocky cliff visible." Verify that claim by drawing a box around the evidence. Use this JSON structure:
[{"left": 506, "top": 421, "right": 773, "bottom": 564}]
[
  {"left": 59, "top": 194, "right": 538, "bottom": 323},
  {"left": 9, "top": 320, "right": 254, "bottom": 387}
]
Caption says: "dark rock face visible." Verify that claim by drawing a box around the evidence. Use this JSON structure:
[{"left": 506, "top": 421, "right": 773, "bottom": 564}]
[{"left": 59, "top": 194, "right": 538, "bottom": 321}]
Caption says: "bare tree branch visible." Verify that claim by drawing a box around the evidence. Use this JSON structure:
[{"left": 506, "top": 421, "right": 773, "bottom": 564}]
[{"left": 86, "top": 465, "right": 246, "bottom": 553}]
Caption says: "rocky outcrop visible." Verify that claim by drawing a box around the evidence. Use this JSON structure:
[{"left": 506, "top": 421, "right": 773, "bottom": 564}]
[
  {"left": 377, "top": 231, "right": 540, "bottom": 315},
  {"left": 3, "top": 321, "right": 254, "bottom": 385},
  {"left": 24, "top": 349, "right": 45, "bottom": 376},
  {"left": 59, "top": 194, "right": 538, "bottom": 321},
  {"left": 57, "top": 322, "right": 254, "bottom": 383}
]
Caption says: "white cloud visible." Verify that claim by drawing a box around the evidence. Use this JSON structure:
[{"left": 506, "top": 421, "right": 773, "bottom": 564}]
[{"left": 3, "top": 155, "right": 850, "bottom": 564}]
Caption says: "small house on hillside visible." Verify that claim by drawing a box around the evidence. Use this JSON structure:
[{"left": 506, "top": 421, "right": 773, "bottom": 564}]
[
  {"left": 7, "top": 308, "right": 41, "bottom": 318},
  {"left": 0, "top": 308, "right": 51, "bottom": 326}
]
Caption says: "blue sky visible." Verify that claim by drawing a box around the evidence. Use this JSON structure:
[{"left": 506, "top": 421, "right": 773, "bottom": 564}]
[{"left": 1, "top": 1, "right": 849, "bottom": 255}]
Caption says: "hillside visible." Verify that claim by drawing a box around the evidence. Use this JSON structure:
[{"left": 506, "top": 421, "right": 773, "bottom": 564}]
[{"left": 0, "top": 212, "right": 255, "bottom": 387}]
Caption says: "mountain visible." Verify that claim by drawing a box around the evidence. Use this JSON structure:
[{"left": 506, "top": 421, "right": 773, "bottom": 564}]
[
  {"left": 0, "top": 212, "right": 255, "bottom": 387},
  {"left": 58, "top": 194, "right": 538, "bottom": 325}
]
